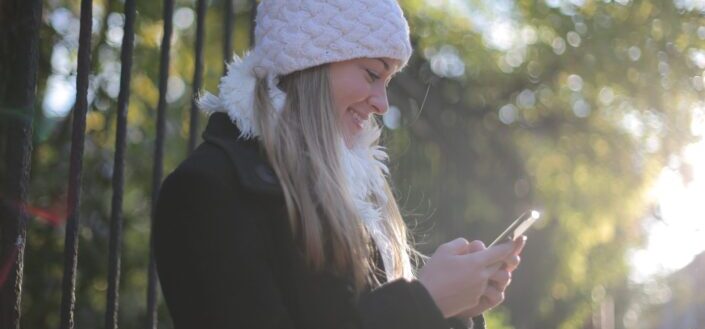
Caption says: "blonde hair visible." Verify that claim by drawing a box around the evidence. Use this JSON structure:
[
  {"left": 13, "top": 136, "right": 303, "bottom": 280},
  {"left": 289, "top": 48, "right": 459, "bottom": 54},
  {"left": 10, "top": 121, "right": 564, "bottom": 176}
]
[{"left": 253, "top": 64, "right": 418, "bottom": 291}]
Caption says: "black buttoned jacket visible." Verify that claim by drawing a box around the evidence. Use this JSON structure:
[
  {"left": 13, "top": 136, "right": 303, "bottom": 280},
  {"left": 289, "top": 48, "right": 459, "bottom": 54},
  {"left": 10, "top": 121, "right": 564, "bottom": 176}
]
[{"left": 153, "top": 112, "right": 485, "bottom": 329}]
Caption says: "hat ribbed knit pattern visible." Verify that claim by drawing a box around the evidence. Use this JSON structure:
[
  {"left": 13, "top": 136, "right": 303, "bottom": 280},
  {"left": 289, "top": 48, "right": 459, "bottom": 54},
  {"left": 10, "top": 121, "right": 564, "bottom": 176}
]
[{"left": 253, "top": 0, "right": 412, "bottom": 77}]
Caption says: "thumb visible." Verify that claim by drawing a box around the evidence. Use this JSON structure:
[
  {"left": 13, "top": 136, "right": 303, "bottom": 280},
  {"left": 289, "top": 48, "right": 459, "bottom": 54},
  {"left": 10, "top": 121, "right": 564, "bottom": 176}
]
[
  {"left": 441, "top": 238, "right": 471, "bottom": 255},
  {"left": 466, "top": 240, "right": 486, "bottom": 253},
  {"left": 479, "top": 242, "right": 515, "bottom": 265}
]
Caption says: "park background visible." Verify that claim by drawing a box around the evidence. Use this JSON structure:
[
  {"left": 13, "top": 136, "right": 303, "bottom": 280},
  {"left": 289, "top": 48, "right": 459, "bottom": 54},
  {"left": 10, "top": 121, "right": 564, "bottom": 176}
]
[{"left": 1, "top": 0, "right": 704, "bottom": 328}]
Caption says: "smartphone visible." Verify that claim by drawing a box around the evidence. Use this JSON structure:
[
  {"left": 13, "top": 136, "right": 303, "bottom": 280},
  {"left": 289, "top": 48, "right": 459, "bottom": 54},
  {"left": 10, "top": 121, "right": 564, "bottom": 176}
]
[{"left": 488, "top": 210, "right": 541, "bottom": 247}]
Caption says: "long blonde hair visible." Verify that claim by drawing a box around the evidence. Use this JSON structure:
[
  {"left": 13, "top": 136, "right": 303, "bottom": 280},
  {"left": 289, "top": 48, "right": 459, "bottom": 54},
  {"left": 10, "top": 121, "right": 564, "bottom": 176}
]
[{"left": 253, "top": 64, "right": 418, "bottom": 291}]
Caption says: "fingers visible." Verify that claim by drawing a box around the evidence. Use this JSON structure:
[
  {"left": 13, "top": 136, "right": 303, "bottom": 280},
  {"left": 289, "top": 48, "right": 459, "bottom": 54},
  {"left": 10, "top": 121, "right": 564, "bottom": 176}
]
[
  {"left": 480, "top": 284, "right": 505, "bottom": 309},
  {"left": 439, "top": 237, "right": 471, "bottom": 255},
  {"left": 439, "top": 238, "right": 487, "bottom": 256},
  {"left": 489, "top": 269, "right": 511, "bottom": 289},
  {"left": 488, "top": 236, "right": 526, "bottom": 271},
  {"left": 512, "top": 235, "right": 527, "bottom": 256},
  {"left": 504, "top": 255, "right": 521, "bottom": 272},
  {"left": 503, "top": 236, "right": 525, "bottom": 272},
  {"left": 466, "top": 240, "right": 486, "bottom": 253},
  {"left": 474, "top": 242, "right": 514, "bottom": 266}
]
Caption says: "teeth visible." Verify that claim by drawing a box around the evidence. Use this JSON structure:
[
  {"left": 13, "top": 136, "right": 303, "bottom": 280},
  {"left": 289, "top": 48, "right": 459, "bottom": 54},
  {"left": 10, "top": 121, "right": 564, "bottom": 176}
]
[{"left": 351, "top": 110, "right": 365, "bottom": 128}]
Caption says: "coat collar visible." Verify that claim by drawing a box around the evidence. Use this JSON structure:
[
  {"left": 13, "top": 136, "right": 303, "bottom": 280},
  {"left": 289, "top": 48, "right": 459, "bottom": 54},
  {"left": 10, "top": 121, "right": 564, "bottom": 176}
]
[{"left": 202, "top": 112, "right": 282, "bottom": 196}]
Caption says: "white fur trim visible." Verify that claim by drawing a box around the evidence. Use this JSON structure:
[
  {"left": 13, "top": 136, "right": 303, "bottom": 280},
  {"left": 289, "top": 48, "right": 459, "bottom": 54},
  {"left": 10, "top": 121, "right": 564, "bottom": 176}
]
[
  {"left": 341, "top": 122, "right": 413, "bottom": 281},
  {"left": 198, "top": 53, "right": 287, "bottom": 139}
]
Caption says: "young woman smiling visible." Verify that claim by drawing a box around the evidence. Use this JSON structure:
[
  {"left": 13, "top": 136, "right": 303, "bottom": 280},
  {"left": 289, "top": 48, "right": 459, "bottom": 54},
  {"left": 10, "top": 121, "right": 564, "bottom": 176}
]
[{"left": 153, "top": 1, "right": 525, "bottom": 328}]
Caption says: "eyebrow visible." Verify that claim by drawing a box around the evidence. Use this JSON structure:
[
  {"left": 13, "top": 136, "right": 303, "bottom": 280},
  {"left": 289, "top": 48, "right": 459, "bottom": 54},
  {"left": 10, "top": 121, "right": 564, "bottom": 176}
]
[{"left": 376, "top": 58, "right": 390, "bottom": 71}]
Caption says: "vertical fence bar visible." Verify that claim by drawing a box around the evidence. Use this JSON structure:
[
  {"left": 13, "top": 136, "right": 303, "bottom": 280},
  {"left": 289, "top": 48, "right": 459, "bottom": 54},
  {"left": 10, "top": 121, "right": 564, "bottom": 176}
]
[
  {"left": 104, "top": 0, "right": 137, "bottom": 327},
  {"left": 59, "top": 0, "right": 93, "bottom": 328},
  {"left": 146, "top": 0, "right": 175, "bottom": 326},
  {"left": 0, "top": 0, "right": 42, "bottom": 328},
  {"left": 223, "top": 0, "right": 233, "bottom": 74},
  {"left": 249, "top": 0, "right": 256, "bottom": 47},
  {"left": 188, "top": 0, "right": 207, "bottom": 153}
]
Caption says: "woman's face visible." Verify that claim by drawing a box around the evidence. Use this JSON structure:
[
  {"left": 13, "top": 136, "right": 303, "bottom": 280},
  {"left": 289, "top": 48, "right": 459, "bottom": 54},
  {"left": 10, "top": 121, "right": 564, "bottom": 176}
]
[{"left": 328, "top": 57, "right": 400, "bottom": 146}]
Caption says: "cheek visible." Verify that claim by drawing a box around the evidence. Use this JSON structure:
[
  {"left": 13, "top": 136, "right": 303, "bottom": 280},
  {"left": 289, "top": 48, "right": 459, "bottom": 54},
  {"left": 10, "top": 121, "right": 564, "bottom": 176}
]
[{"left": 331, "top": 74, "right": 369, "bottom": 114}]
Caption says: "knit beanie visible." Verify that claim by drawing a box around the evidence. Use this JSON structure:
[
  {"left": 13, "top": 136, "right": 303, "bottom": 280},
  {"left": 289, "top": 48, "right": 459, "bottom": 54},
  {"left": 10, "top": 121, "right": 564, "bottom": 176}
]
[
  {"left": 199, "top": 0, "right": 413, "bottom": 138},
  {"left": 253, "top": 0, "right": 412, "bottom": 78}
]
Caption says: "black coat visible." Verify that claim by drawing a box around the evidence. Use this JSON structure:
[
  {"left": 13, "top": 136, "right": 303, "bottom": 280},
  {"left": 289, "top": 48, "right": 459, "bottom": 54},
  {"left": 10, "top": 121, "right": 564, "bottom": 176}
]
[{"left": 154, "top": 112, "right": 485, "bottom": 329}]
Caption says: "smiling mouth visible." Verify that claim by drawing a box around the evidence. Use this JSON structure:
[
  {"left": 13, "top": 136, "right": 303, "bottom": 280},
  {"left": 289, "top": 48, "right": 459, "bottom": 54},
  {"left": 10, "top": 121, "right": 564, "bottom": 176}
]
[{"left": 350, "top": 109, "right": 368, "bottom": 130}]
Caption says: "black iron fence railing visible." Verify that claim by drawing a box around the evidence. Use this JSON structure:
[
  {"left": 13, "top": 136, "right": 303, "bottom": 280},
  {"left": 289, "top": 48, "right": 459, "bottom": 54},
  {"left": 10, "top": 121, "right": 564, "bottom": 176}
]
[
  {"left": 0, "top": 0, "right": 42, "bottom": 328},
  {"left": 105, "top": 0, "right": 137, "bottom": 327},
  {"left": 147, "top": 0, "right": 176, "bottom": 325},
  {"left": 58, "top": 0, "right": 93, "bottom": 327},
  {"left": 0, "top": 0, "right": 245, "bottom": 328},
  {"left": 189, "top": 0, "right": 207, "bottom": 154}
]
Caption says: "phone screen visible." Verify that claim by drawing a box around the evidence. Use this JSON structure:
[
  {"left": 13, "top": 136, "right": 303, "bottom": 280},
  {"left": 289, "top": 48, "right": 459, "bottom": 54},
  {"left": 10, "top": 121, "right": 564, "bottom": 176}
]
[{"left": 488, "top": 210, "right": 541, "bottom": 247}]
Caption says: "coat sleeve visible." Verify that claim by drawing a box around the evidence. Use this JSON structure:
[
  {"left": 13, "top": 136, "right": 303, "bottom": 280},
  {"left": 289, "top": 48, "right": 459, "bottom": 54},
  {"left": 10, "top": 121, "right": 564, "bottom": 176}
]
[
  {"left": 154, "top": 165, "right": 298, "bottom": 329},
  {"left": 357, "top": 279, "right": 485, "bottom": 329},
  {"left": 356, "top": 278, "right": 446, "bottom": 328},
  {"left": 447, "top": 315, "right": 486, "bottom": 329}
]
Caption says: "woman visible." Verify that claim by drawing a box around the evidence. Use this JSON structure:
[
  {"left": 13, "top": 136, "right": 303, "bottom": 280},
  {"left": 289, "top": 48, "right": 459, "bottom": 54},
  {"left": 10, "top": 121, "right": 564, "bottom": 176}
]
[{"left": 153, "top": 1, "right": 525, "bottom": 328}]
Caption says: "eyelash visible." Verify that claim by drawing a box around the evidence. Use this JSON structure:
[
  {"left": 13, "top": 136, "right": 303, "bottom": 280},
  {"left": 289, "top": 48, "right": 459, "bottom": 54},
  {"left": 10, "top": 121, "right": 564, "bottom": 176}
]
[{"left": 366, "top": 69, "right": 381, "bottom": 82}]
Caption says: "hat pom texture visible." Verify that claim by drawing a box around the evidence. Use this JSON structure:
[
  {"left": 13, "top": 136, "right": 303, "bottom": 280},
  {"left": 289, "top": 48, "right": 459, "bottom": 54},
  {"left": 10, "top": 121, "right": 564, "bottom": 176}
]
[{"left": 198, "top": 53, "right": 286, "bottom": 139}]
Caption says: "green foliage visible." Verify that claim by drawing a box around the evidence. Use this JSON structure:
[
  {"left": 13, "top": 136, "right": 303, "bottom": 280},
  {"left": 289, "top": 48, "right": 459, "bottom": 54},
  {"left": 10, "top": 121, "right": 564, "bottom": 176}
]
[
  {"left": 16, "top": 0, "right": 700, "bottom": 328},
  {"left": 484, "top": 307, "right": 516, "bottom": 329}
]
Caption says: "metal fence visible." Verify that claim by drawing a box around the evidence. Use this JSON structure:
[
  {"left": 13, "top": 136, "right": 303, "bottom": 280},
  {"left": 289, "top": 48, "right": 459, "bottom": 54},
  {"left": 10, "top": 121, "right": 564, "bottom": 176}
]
[{"left": 0, "top": 0, "right": 255, "bottom": 328}]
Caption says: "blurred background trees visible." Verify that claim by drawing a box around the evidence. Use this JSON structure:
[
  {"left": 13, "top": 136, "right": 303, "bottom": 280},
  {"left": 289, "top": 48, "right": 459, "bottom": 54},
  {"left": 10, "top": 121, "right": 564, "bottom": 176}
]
[{"left": 7, "top": 0, "right": 703, "bottom": 328}]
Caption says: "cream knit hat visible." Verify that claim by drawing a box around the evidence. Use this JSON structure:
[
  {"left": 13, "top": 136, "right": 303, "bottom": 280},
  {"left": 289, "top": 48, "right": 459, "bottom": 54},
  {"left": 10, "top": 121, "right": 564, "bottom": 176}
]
[
  {"left": 253, "top": 0, "right": 413, "bottom": 77},
  {"left": 199, "top": 0, "right": 413, "bottom": 138}
]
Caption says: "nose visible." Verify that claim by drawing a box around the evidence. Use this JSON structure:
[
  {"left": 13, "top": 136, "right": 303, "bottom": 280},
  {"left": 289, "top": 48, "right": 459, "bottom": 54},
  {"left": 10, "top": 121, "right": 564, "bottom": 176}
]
[{"left": 368, "top": 85, "right": 389, "bottom": 115}]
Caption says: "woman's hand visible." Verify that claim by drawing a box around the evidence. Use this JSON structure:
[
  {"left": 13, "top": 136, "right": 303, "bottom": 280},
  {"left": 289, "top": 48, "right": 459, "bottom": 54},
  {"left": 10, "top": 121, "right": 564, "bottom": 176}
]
[
  {"left": 417, "top": 238, "right": 516, "bottom": 318},
  {"left": 455, "top": 236, "right": 526, "bottom": 319}
]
